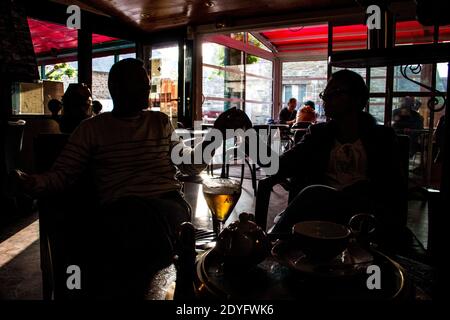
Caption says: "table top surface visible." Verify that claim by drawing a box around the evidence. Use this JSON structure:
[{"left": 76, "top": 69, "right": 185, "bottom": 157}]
[{"left": 195, "top": 240, "right": 432, "bottom": 301}]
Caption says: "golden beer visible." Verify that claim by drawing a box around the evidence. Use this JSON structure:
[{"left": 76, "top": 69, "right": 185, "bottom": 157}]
[{"left": 202, "top": 178, "right": 242, "bottom": 226}]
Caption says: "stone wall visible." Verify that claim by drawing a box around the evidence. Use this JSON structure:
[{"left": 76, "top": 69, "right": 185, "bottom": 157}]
[{"left": 92, "top": 71, "right": 111, "bottom": 100}]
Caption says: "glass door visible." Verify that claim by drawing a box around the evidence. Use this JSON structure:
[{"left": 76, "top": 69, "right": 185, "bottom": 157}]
[{"left": 149, "top": 45, "right": 180, "bottom": 128}]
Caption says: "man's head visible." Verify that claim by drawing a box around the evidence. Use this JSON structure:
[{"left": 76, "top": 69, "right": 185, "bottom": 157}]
[
  {"left": 400, "top": 96, "right": 421, "bottom": 111},
  {"left": 92, "top": 100, "right": 103, "bottom": 115},
  {"left": 62, "top": 83, "right": 92, "bottom": 118},
  {"left": 108, "top": 58, "right": 150, "bottom": 115},
  {"left": 321, "top": 70, "right": 369, "bottom": 120},
  {"left": 287, "top": 98, "right": 297, "bottom": 111}
]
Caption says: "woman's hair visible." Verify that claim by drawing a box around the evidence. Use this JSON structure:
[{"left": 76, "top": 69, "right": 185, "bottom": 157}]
[
  {"left": 330, "top": 70, "right": 369, "bottom": 111},
  {"left": 297, "top": 105, "right": 317, "bottom": 123}
]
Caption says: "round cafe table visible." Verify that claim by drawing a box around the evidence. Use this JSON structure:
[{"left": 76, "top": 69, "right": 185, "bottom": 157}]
[{"left": 194, "top": 242, "right": 413, "bottom": 301}]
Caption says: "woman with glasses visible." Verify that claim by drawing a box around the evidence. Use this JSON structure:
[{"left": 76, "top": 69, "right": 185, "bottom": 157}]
[{"left": 265, "top": 70, "right": 406, "bottom": 251}]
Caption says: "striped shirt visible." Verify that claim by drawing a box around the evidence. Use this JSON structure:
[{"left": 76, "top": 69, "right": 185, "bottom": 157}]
[{"left": 33, "top": 110, "right": 205, "bottom": 204}]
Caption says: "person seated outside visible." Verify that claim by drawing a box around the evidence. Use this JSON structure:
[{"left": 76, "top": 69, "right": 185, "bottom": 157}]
[
  {"left": 393, "top": 96, "right": 424, "bottom": 158},
  {"left": 265, "top": 70, "right": 406, "bottom": 249},
  {"left": 393, "top": 96, "right": 424, "bottom": 130},
  {"left": 14, "top": 58, "right": 244, "bottom": 298},
  {"left": 279, "top": 98, "right": 297, "bottom": 125},
  {"left": 59, "top": 83, "right": 93, "bottom": 134},
  {"left": 293, "top": 100, "right": 317, "bottom": 128},
  {"left": 92, "top": 100, "right": 103, "bottom": 116}
]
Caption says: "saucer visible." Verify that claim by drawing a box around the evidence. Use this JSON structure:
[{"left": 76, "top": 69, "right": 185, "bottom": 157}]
[{"left": 271, "top": 239, "right": 374, "bottom": 278}]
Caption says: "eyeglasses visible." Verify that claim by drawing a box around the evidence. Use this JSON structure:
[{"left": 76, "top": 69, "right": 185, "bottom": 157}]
[{"left": 319, "top": 88, "right": 350, "bottom": 101}]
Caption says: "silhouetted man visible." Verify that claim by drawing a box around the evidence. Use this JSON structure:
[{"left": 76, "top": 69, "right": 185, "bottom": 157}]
[{"left": 16, "top": 58, "right": 245, "bottom": 298}]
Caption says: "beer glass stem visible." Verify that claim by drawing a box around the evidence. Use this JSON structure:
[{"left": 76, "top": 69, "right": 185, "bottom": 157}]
[{"left": 212, "top": 215, "right": 223, "bottom": 239}]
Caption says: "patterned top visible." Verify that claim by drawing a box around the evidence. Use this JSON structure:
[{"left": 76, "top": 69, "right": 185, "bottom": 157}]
[
  {"left": 326, "top": 138, "right": 368, "bottom": 190},
  {"left": 33, "top": 110, "right": 205, "bottom": 204}
]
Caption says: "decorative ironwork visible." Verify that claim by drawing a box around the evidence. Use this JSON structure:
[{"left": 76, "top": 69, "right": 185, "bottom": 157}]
[{"left": 399, "top": 64, "right": 447, "bottom": 112}]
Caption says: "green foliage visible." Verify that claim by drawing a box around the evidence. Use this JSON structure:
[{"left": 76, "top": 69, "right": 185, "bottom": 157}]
[
  {"left": 206, "top": 33, "right": 262, "bottom": 82},
  {"left": 246, "top": 55, "right": 259, "bottom": 64},
  {"left": 45, "top": 63, "right": 77, "bottom": 81}
]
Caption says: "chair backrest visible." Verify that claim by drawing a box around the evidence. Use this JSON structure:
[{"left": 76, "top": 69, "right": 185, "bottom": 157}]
[
  {"left": 214, "top": 109, "right": 253, "bottom": 178},
  {"left": 34, "top": 133, "right": 70, "bottom": 173},
  {"left": 5, "top": 120, "right": 26, "bottom": 173},
  {"left": 34, "top": 133, "right": 95, "bottom": 299},
  {"left": 292, "top": 121, "right": 312, "bottom": 129},
  {"left": 293, "top": 129, "right": 308, "bottom": 144}
]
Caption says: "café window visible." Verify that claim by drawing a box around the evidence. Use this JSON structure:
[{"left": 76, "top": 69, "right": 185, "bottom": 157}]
[
  {"left": 91, "top": 37, "right": 136, "bottom": 113},
  {"left": 202, "top": 38, "right": 273, "bottom": 125},
  {"left": 282, "top": 61, "right": 328, "bottom": 119}
]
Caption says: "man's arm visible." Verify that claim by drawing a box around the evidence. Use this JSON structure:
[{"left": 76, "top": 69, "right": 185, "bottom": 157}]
[
  {"left": 169, "top": 126, "right": 217, "bottom": 176},
  {"left": 29, "top": 123, "right": 93, "bottom": 194},
  {"left": 278, "top": 108, "right": 287, "bottom": 124}
]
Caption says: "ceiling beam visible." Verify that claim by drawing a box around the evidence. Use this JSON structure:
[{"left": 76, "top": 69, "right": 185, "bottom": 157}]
[{"left": 194, "top": 6, "right": 365, "bottom": 34}]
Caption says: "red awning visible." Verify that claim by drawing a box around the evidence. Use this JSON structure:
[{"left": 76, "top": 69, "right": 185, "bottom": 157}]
[
  {"left": 260, "top": 21, "right": 450, "bottom": 54},
  {"left": 28, "top": 18, "right": 118, "bottom": 55}
]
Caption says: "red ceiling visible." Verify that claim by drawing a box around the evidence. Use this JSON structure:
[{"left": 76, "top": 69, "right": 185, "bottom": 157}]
[
  {"left": 261, "top": 24, "right": 368, "bottom": 53},
  {"left": 28, "top": 18, "right": 118, "bottom": 55},
  {"left": 28, "top": 17, "right": 450, "bottom": 57},
  {"left": 261, "top": 21, "right": 450, "bottom": 53}
]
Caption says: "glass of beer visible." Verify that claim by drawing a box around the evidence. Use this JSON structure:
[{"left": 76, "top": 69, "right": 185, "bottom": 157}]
[{"left": 202, "top": 177, "right": 242, "bottom": 238}]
